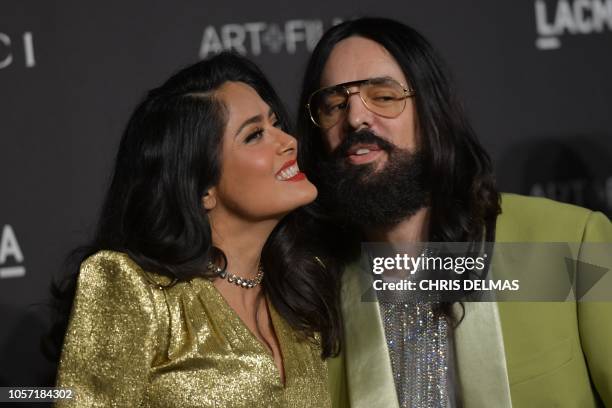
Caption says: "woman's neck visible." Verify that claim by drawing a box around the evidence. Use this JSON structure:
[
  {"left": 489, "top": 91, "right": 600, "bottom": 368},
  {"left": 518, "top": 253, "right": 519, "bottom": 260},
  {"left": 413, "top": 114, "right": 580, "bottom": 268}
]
[{"left": 208, "top": 208, "right": 279, "bottom": 280}]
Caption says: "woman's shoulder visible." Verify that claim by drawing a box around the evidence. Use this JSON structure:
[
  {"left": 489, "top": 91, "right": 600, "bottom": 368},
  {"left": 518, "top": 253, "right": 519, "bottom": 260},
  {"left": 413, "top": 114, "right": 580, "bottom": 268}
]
[
  {"left": 80, "top": 250, "right": 175, "bottom": 289},
  {"left": 81, "top": 249, "right": 137, "bottom": 272}
]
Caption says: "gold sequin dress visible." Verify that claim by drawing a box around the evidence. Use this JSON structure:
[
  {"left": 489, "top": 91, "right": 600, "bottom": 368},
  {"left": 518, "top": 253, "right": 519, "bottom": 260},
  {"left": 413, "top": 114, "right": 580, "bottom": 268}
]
[{"left": 55, "top": 250, "right": 331, "bottom": 407}]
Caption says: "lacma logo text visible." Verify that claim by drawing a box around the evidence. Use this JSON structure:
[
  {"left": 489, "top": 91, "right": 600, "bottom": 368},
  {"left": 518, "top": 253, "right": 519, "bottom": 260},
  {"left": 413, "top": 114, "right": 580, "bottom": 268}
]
[
  {"left": 0, "top": 225, "right": 25, "bottom": 279},
  {"left": 535, "top": 0, "right": 612, "bottom": 49}
]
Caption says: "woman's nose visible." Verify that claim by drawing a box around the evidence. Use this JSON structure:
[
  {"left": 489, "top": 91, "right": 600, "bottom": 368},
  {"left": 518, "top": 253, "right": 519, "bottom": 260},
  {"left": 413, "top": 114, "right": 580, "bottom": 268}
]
[{"left": 277, "top": 129, "right": 297, "bottom": 154}]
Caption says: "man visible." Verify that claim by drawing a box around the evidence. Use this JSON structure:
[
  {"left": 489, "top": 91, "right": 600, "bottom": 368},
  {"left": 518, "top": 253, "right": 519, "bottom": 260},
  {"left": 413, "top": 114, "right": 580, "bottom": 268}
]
[{"left": 297, "top": 18, "right": 612, "bottom": 407}]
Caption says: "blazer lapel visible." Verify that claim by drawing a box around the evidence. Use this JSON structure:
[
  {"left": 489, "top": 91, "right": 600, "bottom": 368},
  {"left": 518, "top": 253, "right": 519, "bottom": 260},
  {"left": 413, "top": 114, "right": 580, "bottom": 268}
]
[
  {"left": 342, "top": 262, "right": 400, "bottom": 408},
  {"left": 453, "top": 301, "right": 513, "bottom": 408}
]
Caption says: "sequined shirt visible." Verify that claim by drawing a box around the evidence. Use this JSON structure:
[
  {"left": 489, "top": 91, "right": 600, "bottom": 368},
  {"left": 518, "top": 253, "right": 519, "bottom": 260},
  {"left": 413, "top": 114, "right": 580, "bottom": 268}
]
[{"left": 55, "top": 251, "right": 331, "bottom": 407}]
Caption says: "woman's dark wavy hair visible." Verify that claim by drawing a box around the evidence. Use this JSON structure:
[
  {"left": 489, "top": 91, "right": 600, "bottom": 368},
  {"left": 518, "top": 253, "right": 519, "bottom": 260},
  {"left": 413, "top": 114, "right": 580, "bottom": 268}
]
[
  {"left": 296, "top": 18, "right": 501, "bottom": 319},
  {"left": 47, "top": 52, "right": 342, "bottom": 363}
]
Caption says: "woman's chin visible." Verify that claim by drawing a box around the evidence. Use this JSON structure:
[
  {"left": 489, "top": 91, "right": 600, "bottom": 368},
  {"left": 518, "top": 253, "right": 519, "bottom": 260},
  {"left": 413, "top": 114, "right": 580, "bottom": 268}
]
[
  {"left": 276, "top": 187, "right": 319, "bottom": 216},
  {"left": 296, "top": 181, "right": 318, "bottom": 206}
]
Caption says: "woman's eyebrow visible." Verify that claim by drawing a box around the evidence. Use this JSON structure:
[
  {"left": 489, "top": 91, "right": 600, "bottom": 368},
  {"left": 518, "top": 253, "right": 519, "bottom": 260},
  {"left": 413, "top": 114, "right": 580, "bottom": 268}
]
[
  {"left": 235, "top": 114, "right": 263, "bottom": 137},
  {"left": 235, "top": 109, "right": 275, "bottom": 137}
]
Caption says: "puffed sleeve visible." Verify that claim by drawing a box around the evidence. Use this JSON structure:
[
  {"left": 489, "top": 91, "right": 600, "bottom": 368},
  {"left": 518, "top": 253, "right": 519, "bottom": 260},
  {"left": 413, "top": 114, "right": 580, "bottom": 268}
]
[
  {"left": 55, "top": 251, "right": 159, "bottom": 407},
  {"left": 577, "top": 211, "right": 612, "bottom": 407}
]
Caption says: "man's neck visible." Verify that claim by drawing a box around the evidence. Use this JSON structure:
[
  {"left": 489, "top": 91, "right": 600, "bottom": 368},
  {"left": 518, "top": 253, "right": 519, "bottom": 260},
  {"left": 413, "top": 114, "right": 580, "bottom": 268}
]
[{"left": 365, "top": 206, "right": 430, "bottom": 244}]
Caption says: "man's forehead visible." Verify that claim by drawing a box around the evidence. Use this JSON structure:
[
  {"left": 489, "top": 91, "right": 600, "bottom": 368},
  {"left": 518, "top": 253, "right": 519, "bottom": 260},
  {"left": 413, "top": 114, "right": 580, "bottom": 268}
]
[{"left": 320, "top": 36, "right": 407, "bottom": 87}]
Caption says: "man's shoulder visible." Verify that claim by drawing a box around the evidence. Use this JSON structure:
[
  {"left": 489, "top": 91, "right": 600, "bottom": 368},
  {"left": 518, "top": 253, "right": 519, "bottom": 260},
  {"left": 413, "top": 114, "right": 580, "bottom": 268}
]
[
  {"left": 499, "top": 192, "right": 593, "bottom": 220},
  {"left": 496, "top": 193, "right": 603, "bottom": 241}
]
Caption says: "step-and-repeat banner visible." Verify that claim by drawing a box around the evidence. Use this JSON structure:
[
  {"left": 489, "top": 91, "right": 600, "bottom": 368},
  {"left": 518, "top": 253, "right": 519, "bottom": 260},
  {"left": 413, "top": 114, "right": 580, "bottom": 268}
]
[{"left": 1, "top": 0, "right": 611, "bottom": 387}]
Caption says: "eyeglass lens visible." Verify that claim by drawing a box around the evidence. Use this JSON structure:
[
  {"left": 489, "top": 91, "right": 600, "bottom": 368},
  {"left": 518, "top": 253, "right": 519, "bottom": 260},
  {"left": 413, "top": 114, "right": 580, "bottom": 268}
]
[{"left": 309, "top": 78, "right": 408, "bottom": 129}]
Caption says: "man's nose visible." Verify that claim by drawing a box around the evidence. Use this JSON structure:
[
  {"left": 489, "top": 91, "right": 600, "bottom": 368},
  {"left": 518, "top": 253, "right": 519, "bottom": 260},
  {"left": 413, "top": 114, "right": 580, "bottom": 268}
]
[{"left": 345, "top": 92, "right": 374, "bottom": 130}]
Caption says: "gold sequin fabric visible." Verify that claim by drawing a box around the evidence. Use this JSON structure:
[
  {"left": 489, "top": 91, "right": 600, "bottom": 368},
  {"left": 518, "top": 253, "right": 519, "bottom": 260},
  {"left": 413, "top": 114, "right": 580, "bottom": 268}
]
[{"left": 55, "top": 250, "right": 331, "bottom": 407}]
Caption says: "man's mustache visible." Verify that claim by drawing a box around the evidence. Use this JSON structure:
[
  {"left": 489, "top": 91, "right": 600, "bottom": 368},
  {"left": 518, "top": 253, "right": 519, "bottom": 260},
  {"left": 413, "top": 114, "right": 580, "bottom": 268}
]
[{"left": 331, "top": 129, "right": 395, "bottom": 159}]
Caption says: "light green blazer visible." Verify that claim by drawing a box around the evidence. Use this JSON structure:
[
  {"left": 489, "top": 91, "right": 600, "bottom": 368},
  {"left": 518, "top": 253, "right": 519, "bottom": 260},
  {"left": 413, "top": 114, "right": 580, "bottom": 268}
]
[{"left": 328, "top": 193, "right": 612, "bottom": 407}]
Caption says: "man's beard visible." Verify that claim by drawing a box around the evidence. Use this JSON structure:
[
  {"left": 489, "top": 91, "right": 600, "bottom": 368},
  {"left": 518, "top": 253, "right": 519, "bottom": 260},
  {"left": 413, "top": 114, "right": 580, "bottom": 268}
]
[{"left": 315, "top": 129, "right": 429, "bottom": 229}]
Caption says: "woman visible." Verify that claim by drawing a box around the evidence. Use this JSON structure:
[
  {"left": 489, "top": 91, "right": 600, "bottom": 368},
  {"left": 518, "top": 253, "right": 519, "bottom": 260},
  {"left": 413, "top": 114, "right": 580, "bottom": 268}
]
[{"left": 52, "top": 52, "right": 340, "bottom": 407}]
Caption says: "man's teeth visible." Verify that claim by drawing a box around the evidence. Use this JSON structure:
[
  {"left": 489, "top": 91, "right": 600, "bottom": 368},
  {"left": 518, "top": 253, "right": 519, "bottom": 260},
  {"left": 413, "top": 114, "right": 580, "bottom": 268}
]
[
  {"left": 355, "top": 148, "right": 371, "bottom": 155},
  {"left": 277, "top": 163, "right": 300, "bottom": 180}
]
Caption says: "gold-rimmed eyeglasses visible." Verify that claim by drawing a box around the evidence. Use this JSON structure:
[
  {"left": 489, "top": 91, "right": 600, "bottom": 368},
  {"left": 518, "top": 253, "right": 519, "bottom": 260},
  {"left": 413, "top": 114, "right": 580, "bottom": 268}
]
[{"left": 306, "top": 77, "right": 415, "bottom": 129}]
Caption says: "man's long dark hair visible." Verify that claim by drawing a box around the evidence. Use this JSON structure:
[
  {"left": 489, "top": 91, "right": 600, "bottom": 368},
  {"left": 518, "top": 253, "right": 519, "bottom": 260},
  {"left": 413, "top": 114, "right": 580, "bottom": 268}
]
[
  {"left": 47, "top": 52, "right": 341, "bottom": 363},
  {"left": 296, "top": 18, "right": 501, "bottom": 317}
]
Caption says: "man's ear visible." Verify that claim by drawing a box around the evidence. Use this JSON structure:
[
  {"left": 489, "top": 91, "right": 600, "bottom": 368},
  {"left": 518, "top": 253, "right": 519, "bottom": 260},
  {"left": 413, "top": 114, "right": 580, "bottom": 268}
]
[{"left": 202, "top": 187, "right": 217, "bottom": 211}]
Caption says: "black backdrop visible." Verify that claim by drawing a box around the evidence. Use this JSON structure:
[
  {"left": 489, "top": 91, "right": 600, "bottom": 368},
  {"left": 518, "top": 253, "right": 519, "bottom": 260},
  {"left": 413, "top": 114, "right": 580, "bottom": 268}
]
[{"left": 1, "top": 0, "right": 611, "bottom": 390}]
